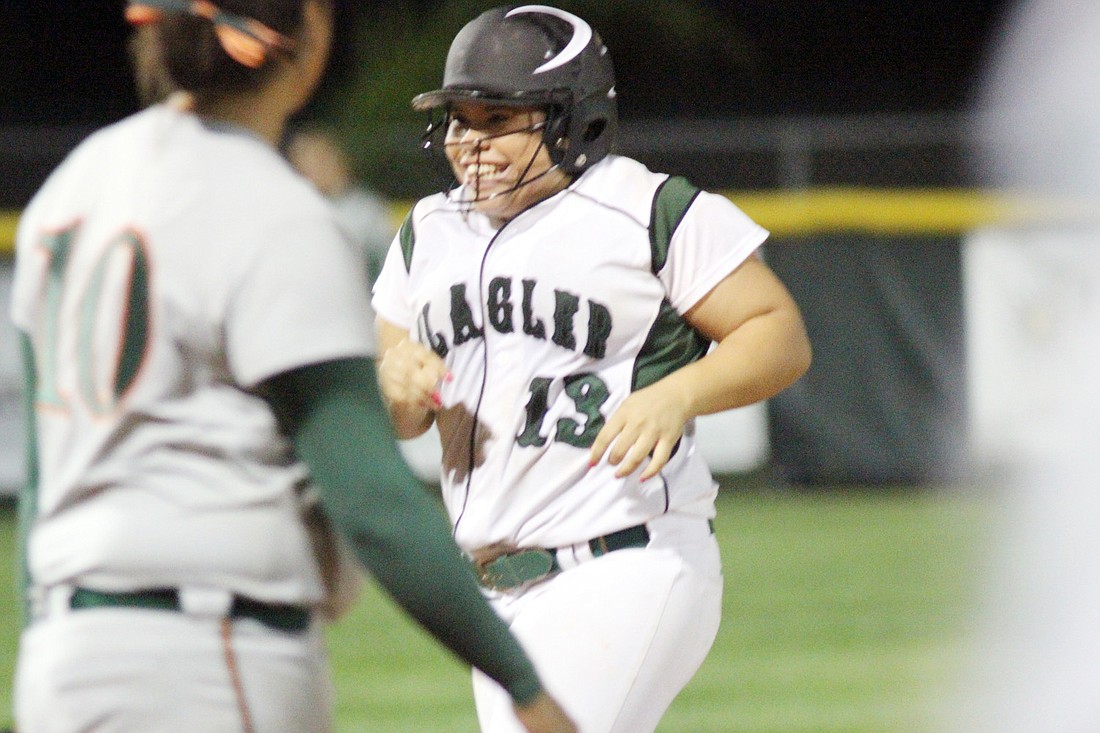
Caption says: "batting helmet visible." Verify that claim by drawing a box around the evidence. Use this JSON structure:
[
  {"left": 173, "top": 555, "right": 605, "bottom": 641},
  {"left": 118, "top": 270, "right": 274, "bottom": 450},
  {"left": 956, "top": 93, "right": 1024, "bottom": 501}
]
[{"left": 412, "top": 4, "right": 617, "bottom": 174}]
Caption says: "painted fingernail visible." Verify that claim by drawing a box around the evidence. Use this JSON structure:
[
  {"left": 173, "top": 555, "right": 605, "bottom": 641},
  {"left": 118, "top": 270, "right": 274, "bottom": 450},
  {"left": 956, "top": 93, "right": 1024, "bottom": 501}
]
[
  {"left": 430, "top": 391, "right": 443, "bottom": 407},
  {"left": 444, "top": 371, "right": 454, "bottom": 383}
]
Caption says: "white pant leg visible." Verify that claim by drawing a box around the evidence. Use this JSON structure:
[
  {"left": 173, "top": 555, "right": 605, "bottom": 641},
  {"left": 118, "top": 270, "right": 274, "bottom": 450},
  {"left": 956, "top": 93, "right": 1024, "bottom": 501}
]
[
  {"left": 473, "top": 514, "right": 722, "bottom": 733},
  {"left": 15, "top": 608, "right": 333, "bottom": 733}
]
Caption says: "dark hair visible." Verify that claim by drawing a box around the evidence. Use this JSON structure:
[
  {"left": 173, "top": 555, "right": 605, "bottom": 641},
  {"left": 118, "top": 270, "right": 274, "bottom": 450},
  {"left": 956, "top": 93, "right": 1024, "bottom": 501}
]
[{"left": 135, "top": 0, "right": 310, "bottom": 98}]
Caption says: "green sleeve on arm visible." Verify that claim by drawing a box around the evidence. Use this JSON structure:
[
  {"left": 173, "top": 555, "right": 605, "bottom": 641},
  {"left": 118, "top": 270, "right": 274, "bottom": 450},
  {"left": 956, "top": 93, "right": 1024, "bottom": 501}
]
[{"left": 257, "top": 357, "right": 542, "bottom": 705}]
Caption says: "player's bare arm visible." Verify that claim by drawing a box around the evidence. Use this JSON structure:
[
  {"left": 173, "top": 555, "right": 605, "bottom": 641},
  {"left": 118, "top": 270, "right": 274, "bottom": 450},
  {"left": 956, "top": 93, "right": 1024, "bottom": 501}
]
[
  {"left": 376, "top": 317, "right": 449, "bottom": 439},
  {"left": 590, "top": 254, "right": 812, "bottom": 480}
]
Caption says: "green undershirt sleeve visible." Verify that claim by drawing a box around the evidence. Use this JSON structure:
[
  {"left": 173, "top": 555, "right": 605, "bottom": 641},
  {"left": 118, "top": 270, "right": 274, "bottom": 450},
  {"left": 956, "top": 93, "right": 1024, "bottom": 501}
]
[{"left": 257, "top": 357, "right": 541, "bottom": 706}]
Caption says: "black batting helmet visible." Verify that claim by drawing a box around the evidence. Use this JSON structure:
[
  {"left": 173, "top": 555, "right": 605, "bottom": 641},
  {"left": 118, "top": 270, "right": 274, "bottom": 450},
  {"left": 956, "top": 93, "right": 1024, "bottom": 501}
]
[{"left": 412, "top": 4, "right": 617, "bottom": 174}]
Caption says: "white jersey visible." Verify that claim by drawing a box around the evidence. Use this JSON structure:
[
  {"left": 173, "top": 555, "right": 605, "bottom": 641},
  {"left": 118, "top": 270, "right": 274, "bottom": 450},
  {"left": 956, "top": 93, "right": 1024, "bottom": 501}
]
[
  {"left": 10, "top": 104, "right": 375, "bottom": 604},
  {"left": 372, "top": 155, "right": 766, "bottom": 551}
]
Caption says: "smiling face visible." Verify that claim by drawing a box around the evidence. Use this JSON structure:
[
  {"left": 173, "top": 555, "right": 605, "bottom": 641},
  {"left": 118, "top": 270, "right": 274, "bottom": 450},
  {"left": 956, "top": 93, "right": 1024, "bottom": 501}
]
[{"left": 443, "top": 101, "right": 572, "bottom": 226}]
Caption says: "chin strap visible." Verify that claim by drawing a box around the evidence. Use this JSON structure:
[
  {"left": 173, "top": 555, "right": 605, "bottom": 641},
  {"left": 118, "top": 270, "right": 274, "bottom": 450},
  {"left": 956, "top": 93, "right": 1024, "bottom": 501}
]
[
  {"left": 125, "top": 0, "right": 295, "bottom": 69},
  {"left": 445, "top": 156, "right": 565, "bottom": 211},
  {"left": 431, "top": 119, "right": 566, "bottom": 209}
]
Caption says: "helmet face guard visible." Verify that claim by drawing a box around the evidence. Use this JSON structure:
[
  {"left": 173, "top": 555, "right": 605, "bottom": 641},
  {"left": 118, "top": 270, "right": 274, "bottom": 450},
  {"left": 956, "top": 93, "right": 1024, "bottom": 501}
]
[
  {"left": 413, "top": 5, "right": 617, "bottom": 175},
  {"left": 422, "top": 114, "right": 564, "bottom": 208}
]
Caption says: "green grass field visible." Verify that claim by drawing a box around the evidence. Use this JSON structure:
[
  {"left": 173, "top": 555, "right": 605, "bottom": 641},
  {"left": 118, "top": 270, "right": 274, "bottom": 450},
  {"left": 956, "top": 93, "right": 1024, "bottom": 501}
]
[{"left": 0, "top": 485, "right": 988, "bottom": 732}]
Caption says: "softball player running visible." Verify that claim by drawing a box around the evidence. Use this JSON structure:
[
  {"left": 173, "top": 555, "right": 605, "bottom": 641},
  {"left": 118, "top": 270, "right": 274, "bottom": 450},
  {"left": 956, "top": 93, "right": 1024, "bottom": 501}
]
[
  {"left": 372, "top": 5, "right": 812, "bottom": 732},
  {"left": 9, "top": 1, "right": 574, "bottom": 731}
]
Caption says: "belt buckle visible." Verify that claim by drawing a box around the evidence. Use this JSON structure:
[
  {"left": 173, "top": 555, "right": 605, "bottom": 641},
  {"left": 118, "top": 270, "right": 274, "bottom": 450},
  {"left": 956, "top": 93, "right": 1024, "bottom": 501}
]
[
  {"left": 30, "top": 585, "right": 74, "bottom": 622},
  {"left": 179, "top": 587, "right": 233, "bottom": 617},
  {"left": 475, "top": 548, "right": 557, "bottom": 592}
]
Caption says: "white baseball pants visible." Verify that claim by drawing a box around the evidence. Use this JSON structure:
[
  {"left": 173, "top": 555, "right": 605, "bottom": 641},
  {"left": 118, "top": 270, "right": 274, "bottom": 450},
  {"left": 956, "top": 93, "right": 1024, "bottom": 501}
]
[
  {"left": 472, "top": 512, "right": 723, "bottom": 733},
  {"left": 15, "top": 593, "right": 333, "bottom": 733}
]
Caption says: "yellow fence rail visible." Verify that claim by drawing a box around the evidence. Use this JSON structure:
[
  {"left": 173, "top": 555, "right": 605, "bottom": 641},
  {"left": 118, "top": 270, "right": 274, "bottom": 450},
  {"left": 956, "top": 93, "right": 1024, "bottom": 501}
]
[{"left": 0, "top": 186, "right": 1085, "bottom": 255}]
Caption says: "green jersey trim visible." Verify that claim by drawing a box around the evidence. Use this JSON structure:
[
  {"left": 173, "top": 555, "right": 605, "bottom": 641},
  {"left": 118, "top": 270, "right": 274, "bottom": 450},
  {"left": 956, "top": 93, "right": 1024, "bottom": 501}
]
[
  {"left": 633, "top": 176, "right": 709, "bottom": 390},
  {"left": 649, "top": 175, "right": 701, "bottom": 274},
  {"left": 632, "top": 298, "right": 711, "bottom": 390},
  {"left": 399, "top": 211, "right": 415, "bottom": 273}
]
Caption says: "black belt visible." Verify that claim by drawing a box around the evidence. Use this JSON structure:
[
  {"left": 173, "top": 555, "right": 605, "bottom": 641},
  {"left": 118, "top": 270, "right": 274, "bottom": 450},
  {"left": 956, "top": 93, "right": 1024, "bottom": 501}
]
[
  {"left": 69, "top": 587, "right": 311, "bottom": 633},
  {"left": 474, "top": 523, "right": 651, "bottom": 592}
]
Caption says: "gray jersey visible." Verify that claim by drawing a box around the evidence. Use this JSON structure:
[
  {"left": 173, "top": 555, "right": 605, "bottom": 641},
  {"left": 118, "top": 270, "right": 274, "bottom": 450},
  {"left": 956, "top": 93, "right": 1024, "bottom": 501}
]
[{"left": 11, "top": 104, "right": 374, "bottom": 604}]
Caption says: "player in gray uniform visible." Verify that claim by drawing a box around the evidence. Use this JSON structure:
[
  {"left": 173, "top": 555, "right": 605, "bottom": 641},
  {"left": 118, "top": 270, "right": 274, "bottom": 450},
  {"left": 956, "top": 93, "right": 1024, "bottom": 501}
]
[
  {"left": 371, "top": 5, "right": 813, "bottom": 732},
  {"left": 9, "top": 1, "right": 575, "bottom": 731}
]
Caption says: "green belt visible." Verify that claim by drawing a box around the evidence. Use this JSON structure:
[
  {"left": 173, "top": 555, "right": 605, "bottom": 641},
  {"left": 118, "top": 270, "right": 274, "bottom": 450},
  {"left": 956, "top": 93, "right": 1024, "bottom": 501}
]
[
  {"left": 475, "top": 523, "right": 652, "bottom": 592},
  {"left": 69, "top": 587, "right": 311, "bottom": 634}
]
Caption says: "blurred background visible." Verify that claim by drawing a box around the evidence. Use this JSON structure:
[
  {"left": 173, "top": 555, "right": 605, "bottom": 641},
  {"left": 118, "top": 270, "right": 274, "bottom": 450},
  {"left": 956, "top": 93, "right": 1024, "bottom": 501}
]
[
  {"left": 0, "top": 0, "right": 1018, "bottom": 489},
  {"left": 4, "top": 1, "right": 1098, "bottom": 730}
]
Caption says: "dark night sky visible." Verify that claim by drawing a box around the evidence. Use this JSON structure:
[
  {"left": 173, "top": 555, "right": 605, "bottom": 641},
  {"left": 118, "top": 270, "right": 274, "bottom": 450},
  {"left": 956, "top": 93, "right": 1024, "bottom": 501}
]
[
  {"left": 0, "top": 1, "right": 1013, "bottom": 126},
  {"left": 699, "top": 0, "right": 1012, "bottom": 116}
]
